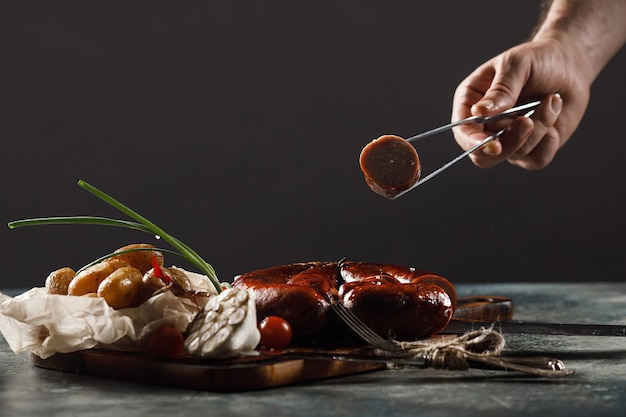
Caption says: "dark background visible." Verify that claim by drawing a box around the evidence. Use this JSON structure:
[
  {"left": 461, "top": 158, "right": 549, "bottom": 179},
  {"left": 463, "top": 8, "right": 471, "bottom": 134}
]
[{"left": 2, "top": 1, "right": 625, "bottom": 290}]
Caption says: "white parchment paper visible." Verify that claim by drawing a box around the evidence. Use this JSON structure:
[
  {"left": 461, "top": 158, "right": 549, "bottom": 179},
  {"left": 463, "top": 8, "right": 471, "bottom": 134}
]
[{"left": 0, "top": 268, "right": 217, "bottom": 359}]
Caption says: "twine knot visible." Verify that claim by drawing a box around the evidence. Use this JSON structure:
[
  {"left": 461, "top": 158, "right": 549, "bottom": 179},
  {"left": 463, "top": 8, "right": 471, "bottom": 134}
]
[{"left": 397, "top": 326, "right": 505, "bottom": 370}]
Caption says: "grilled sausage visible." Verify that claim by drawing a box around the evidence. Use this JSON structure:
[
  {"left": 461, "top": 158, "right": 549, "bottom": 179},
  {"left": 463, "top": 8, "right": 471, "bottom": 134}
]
[
  {"left": 232, "top": 260, "right": 456, "bottom": 345},
  {"left": 233, "top": 262, "right": 338, "bottom": 343}
]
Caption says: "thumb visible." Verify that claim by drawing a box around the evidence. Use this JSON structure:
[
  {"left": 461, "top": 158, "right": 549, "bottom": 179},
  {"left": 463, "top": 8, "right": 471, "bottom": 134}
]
[{"left": 471, "top": 62, "right": 527, "bottom": 116}]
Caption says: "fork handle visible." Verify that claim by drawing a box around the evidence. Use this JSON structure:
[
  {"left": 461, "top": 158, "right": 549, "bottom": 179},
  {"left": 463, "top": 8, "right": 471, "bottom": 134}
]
[
  {"left": 467, "top": 355, "right": 574, "bottom": 377},
  {"left": 452, "top": 295, "right": 514, "bottom": 322}
]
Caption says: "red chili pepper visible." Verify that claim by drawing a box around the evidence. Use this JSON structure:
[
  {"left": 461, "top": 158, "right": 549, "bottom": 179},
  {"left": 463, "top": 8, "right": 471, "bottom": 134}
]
[{"left": 152, "top": 253, "right": 172, "bottom": 284}]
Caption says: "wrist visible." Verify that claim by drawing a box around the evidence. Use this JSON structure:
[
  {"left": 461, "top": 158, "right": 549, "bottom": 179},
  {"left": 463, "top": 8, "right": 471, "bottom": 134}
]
[
  {"left": 531, "top": 0, "right": 626, "bottom": 84},
  {"left": 531, "top": 31, "right": 596, "bottom": 86}
]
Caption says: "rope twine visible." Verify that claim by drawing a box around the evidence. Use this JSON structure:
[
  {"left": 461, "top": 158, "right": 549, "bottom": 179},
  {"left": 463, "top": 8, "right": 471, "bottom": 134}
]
[{"left": 396, "top": 326, "right": 505, "bottom": 370}]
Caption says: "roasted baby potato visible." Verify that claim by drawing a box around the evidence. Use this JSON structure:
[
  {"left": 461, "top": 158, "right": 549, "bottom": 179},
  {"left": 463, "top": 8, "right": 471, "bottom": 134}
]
[
  {"left": 97, "top": 266, "right": 143, "bottom": 309},
  {"left": 45, "top": 267, "right": 76, "bottom": 295},
  {"left": 110, "top": 243, "right": 164, "bottom": 274},
  {"left": 67, "top": 258, "right": 130, "bottom": 296}
]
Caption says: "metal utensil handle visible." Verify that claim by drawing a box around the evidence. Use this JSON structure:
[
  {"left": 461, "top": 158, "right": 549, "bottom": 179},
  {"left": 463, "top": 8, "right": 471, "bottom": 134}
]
[
  {"left": 406, "top": 100, "right": 541, "bottom": 143},
  {"left": 453, "top": 295, "right": 515, "bottom": 322}
]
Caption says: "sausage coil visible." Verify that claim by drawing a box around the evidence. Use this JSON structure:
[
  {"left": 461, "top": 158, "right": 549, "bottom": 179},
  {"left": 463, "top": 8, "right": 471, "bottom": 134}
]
[{"left": 232, "top": 260, "right": 456, "bottom": 345}]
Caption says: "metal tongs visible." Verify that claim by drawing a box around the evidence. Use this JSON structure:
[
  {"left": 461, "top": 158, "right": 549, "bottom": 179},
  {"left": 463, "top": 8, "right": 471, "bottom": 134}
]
[{"left": 390, "top": 100, "right": 541, "bottom": 199}]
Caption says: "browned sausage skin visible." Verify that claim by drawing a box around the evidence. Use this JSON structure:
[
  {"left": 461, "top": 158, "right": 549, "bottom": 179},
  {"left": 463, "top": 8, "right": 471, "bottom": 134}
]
[
  {"left": 338, "top": 261, "right": 456, "bottom": 339},
  {"left": 339, "top": 261, "right": 457, "bottom": 307},
  {"left": 233, "top": 262, "right": 338, "bottom": 343},
  {"left": 232, "top": 261, "right": 456, "bottom": 345},
  {"left": 338, "top": 276, "right": 454, "bottom": 340},
  {"left": 341, "top": 261, "right": 430, "bottom": 284}
]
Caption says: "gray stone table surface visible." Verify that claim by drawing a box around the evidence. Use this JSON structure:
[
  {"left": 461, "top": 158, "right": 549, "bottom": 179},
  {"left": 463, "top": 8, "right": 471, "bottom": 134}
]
[{"left": 2, "top": 283, "right": 626, "bottom": 417}]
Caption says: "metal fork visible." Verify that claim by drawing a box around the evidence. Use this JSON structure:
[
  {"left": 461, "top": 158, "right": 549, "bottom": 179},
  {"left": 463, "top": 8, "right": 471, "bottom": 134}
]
[
  {"left": 328, "top": 296, "right": 402, "bottom": 352},
  {"left": 327, "top": 295, "right": 574, "bottom": 377}
]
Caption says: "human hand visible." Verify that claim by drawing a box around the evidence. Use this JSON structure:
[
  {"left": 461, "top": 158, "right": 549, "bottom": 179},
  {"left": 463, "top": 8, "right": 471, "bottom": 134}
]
[{"left": 452, "top": 39, "right": 591, "bottom": 170}]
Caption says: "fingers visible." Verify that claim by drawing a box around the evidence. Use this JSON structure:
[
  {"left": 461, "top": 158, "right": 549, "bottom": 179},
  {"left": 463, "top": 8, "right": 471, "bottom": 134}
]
[
  {"left": 452, "top": 39, "right": 592, "bottom": 171},
  {"left": 506, "top": 93, "right": 563, "bottom": 168},
  {"left": 452, "top": 49, "right": 532, "bottom": 163},
  {"left": 467, "top": 117, "right": 534, "bottom": 169},
  {"left": 468, "top": 93, "right": 563, "bottom": 170},
  {"left": 452, "top": 64, "right": 496, "bottom": 121},
  {"left": 470, "top": 49, "right": 531, "bottom": 117},
  {"left": 507, "top": 127, "right": 561, "bottom": 170}
]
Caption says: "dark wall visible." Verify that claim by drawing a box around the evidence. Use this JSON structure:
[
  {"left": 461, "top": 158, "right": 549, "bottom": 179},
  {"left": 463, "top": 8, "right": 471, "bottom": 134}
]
[{"left": 2, "top": 1, "right": 625, "bottom": 289}]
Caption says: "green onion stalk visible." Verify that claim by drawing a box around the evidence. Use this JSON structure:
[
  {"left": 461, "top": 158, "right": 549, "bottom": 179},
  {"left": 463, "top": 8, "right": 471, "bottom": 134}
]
[{"left": 8, "top": 180, "right": 222, "bottom": 293}]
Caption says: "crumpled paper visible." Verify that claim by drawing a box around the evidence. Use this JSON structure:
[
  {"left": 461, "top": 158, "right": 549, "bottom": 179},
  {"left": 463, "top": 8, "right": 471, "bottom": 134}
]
[{"left": 0, "top": 268, "right": 217, "bottom": 359}]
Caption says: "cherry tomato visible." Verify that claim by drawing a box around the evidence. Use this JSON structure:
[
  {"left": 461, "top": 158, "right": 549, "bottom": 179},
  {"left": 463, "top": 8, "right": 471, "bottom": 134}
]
[
  {"left": 258, "top": 316, "right": 293, "bottom": 349},
  {"left": 147, "top": 326, "right": 185, "bottom": 358}
]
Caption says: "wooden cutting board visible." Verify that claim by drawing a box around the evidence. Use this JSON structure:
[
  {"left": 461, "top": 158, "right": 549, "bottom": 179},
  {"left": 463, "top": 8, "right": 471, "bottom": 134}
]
[
  {"left": 29, "top": 296, "right": 513, "bottom": 391},
  {"left": 30, "top": 348, "right": 386, "bottom": 392}
]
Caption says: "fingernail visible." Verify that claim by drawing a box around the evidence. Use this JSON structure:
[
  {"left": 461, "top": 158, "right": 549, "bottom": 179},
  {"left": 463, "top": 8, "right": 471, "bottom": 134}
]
[
  {"left": 475, "top": 99, "right": 495, "bottom": 111},
  {"left": 550, "top": 93, "right": 563, "bottom": 114},
  {"left": 481, "top": 141, "right": 499, "bottom": 155}
]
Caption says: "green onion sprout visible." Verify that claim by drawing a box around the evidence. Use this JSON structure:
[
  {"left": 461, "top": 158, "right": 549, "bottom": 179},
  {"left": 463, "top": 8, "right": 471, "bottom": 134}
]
[{"left": 8, "top": 180, "right": 222, "bottom": 293}]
